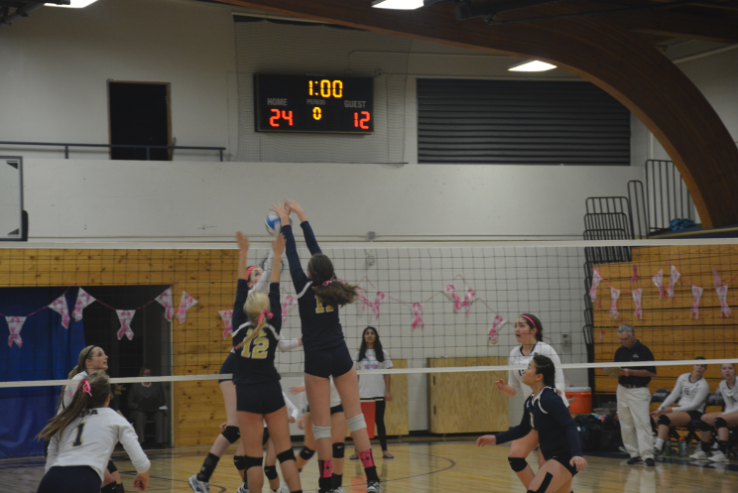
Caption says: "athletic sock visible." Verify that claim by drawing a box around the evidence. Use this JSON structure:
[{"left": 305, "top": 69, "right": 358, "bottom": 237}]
[
  {"left": 318, "top": 460, "right": 333, "bottom": 492},
  {"left": 197, "top": 453, "right": 220, "bottom": 482},
  {"left": 654, "top": 438, "right": 664, "bottom": 450},
  {"left": 701, "top": 441, "right": 712, "bottom": 453},
  {"left": 332, "top": 473, "right": 343, "bottom": 488},
  {"left": 718, "top": 440, "right": 729, "bottom": 454},
  {"left": 359, "top": 449, "right": 379, "bottom": 482}
]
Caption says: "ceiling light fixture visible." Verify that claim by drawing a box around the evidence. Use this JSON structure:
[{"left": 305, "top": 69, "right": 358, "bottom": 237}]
[
  {"left": 45, "top": 0, "right": 100, "bottom": 8},
  {"left": 372, "top": 0, "right": 425, "bottom": 9},
  {"left": 508, "top": 60, "right": 557, "bottom": 72}
]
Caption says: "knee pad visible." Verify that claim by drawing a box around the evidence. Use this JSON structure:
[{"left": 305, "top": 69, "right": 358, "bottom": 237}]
[
  {"left": 233, "top": 455, "right": 246, "bottom": 471},
  {"left": 346, "top": 414, "right": 367, "bottom": 432},
  {"left": 333, "top": 442, "right": 345, "bottom": 459},
  {"left": 657, "top": 414, "right": 672, "bottom": 426},
  {"left": 508, "top": 457, "right": 528, "bottom": 472},
  {"left": 243, "top": 455, "right": 263, "bottom": 471},
  {"left": 714, "top": 417, "right": 728, "bottom": 430},
  {"left": 222, "top": 425, "right": 240, "bottom": 444},
  {"left": 300, "top": 446, "right": 316, "bottom": 461},
  {"left": 264, "top": 465, "right": 278, "bottom": 480},
  {"left": 313, "top": 424, "right": 332, "bottom": 440},
  {"left": 527, "top": 472, "right": 554, "bottom": 493},
  {"left": 101, "top": 483, "right": 117, "bottom": 493},
  {"left": 277, "top": 449, "right": 296, "bottom": 464},
  {"left": 698, "top": 420, "right": 714, "bottom": 432}
]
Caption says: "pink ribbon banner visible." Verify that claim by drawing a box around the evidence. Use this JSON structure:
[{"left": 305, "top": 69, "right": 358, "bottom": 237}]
[
  {"left": 462, "top": 288, "right": 476, "bottom": 314},
  {"left": 72, "top": 288, "right": 96, "bottom": 322},
  {"left": 632, "top": 288, "right": 643, "bottom": 319},
  {"left": 690, "top": 285, "right": 704, "bottom": 319},
  {"left": 282, "top": 294, "right": 295, "bottom": 325},
  {"left": 411, "top": 303, "right": 424, "bottom": 330},
  {"left": 155, "top": 287, "right": 174, "bottom": 322},
  {"left": 488, "top": 315, "right": 505, "bottom": 345},
  {"left": 652, "top": 270, "right": 665, "bottom": 299},
  {"left": 370, "top": 292, "right": 385, "bottom": 320},
  {"left": 48, "top": 295, "right": 71, "bottom": 329},
  {"left": 716, "top": 285, "right": 731, "bottom": 317},
  {"left": 176, "top": 291, "right": 198, "bottom": 324},
  {"left": 357, "top": 287, "right": 370, "bottom": 312},
  {"left": 713, "top": 268, "right": 722, "bottom": 288},
  {"left": 667, "top": 265, "right": 681, "bottom": 299},
  {"left": 610, "top": 287, "right": 621, "bottom": 319},
  {"left": 116, "top": 309, "right": 136, "bottom": 341},
  {"left": 220, "top": 310, "right": 233, "bottom": 339},
  {"left": 6, "top": 316, "right": 26, "bottom": 348},
  {"left": 589, "top": 269, "right": 602, "bottom": 302}
]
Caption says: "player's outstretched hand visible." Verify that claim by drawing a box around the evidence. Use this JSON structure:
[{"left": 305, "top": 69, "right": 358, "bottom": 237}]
[
  {"left": 219, "top": 422, "right": 227, "bottom": 432},
  {"left": 133, "top": 471, "right": 150, "bottom": 491},
  {"left": 297, "top": 416, "right": 306, "bottom": 430},
  {"left": 284, "top": 200, "right": 307, "bottom": 222},
  {"left": 236, "top": 232, "right": 249, "bottom": 251},
  {"left": 272, "top": 234, "right": 285, "bottom": 255},
  {"left": 494, "top": 379, "right": 506, "bottom": 391},
  {"left": 570, "top": 456, "right": 588, "bottom": 472},
  {"left": 270, "top": 201, "right": 290, "bottom": 226},
  {"left": 476, "top": 435, "right": 497, "bottom": 448}
]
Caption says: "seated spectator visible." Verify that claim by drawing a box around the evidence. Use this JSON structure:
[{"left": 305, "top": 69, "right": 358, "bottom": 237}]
[{"left": 128, "top": 367, "right": 167, "bottom": 448}]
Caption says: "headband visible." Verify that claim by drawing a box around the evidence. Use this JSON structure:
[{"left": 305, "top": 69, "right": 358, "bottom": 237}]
[
  {"left": 83, "top": 346, "right": 96, "bottom": 363},
  {"left": 521, "top": 315, "right": 538, "bottom": 331},
  {"left": 245, "top": 266, "right": 257, "bottom": 280}
]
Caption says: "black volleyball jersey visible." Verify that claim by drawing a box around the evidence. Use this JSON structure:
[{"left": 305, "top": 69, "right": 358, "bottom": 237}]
[
  {"left": 283, "top": 222, "right": 345, "bottom": 351},
  {"left": 233, "top": 282, "right": 283, "bottom": 385},
  {"left": 495, "top": 387, "right": 583, "bottom": 460}
]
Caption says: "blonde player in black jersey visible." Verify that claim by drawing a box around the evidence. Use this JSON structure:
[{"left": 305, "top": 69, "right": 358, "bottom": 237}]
[
  {"left": 691, "top": 362, "right": 738, "bottom": 462},
  {"left": 38, "top": 372, "right": 150, "bottom": 493}
]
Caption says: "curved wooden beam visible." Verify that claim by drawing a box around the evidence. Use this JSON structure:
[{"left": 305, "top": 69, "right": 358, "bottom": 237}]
[{"left": 222, "top": 0, "right": 738, "bottom": 229}]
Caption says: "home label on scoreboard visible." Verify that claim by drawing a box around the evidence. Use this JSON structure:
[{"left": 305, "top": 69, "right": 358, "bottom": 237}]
[{"left": 254, "top": 74, "right": 374, "bottom": 134}]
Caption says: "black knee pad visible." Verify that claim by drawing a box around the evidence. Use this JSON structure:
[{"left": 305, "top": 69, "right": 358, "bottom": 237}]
[
  {"left": 277, "top": 448, "right": 296, "bottom": 464},
  {"left": 234, "top": 455, "right": 246, "bottom": 471},
  {"left": 333, "top": 442, "right": 345, "bottom": 459},
  {"left": 243, "top": 455, "right": 263, "bottom": 471},
  {"left": 714, "top": 417, "right": 728, "bottom": 430},
  {"left": 101, "top": 483, "right": 117, "bottom": 493},
  {"left": 508, "top": 457, "right": 528, "bottom": 472},
  {"left": 698, "top": 419, "right": 714, "bottom": 432},
  {"left": 657, "top": 414, "right": 672, "bottom": 426},
  {"left": 527, "top": 472, "right": 554, "bottom": 493},
  {"left": 264, "top": 465, "right": 278, "bottom": 480},
  {"left": 222, "top": 425, "right": 241, "bottom": 444},
  {"left": 299, "top": 446, "right": 315, "bottom": 461},
  {"left": 107, "top": 460, "right": 118, "bottom": 474}
]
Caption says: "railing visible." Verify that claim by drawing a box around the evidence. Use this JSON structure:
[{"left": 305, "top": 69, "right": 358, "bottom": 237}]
[
  {"left": 0, "top": 141, "right": 226, "bottom": 162},
  {"left": 645, "top": 159, "right": 695, "bottom": 233}
]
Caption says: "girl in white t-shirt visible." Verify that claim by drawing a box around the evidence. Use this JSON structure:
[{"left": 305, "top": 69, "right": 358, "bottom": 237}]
[
  {"left": 352, "top": 327, "right": 393, "bottom": 459},
  {"left": 691, "top": 363, "right": 738, "bottom": 463},
  {"left": 38, "top": 371, "right": 150, "bottom": 493}
]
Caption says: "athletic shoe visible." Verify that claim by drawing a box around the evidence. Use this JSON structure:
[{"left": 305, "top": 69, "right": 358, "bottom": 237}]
[
  {"left": 334, "top": 488, "right": 347, "bottom": 493},
  {"left": 619, "top": 446, "right": 629, "bottom": 454},
  {"left": 653, "top": 447, "right": 663, "bottom": 457},
  {"left": 188, "top": 475, "right": 210, "bottom": 493},
  {"left": 277, "top": 483, "right": 290, "bottom": 493},
  {"left": 366, "top": 480, "right": 381, "bottom": 493},
  {"left": 236, "top": 486, "right": 249, "bottom": 493},
  {"left": 709, "top": 451, "right": 729, "bottom": 463},
  {"left": 690, "top": 450, "right": 709, "bottom": 460},
  {"left": 644, "top": 458, "right": 655, "bottom": 467},
  {"left": 626, "top": 457, "right": 643, "bottom": 465}
]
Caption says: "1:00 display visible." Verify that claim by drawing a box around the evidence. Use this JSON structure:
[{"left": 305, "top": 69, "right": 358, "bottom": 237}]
[{"left": 309, "top": 80, "right": 343, "bottom": 98}]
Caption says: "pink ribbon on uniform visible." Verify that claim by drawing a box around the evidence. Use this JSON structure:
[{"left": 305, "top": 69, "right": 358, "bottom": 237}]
[
  {"left": 116, "top": 309, "right": 136, "bottom": 340},
  {"left": 48, "top": 295, "right": 71, "bottom": 329},
  {"left": 370, "top": 292, "right": 385, "bottom": 320},
  {"left": 610, "top": 287, "right": 621, "bottom": 319},
  {"left": 667, "top": 265, "right": 681, "bottom": 299},
  {"left": 652, "top": 270, "right": 665, "bottom": 298},
  {"left": 411, "top": 303, "right": 424, "bottom": 330},
  {"left": 690, "top": 285, "right": 703, "bottom": 319},
  {"left": 282, "top": 294, "right": 295, "bottom": 325},
  {"left": 716, "top": 285, "right": 731, "bottom": 317},
  {"left": 155, "top": 287, "right": 175, "bottom": 321},
  {"left": 72, "top": 288, "right": 96, "bottom": 322},
  {"left": 488, "top": 315, "right": 505, "bottom": 345},
  {"left": 176, "top": 291, "right": 198, "bottom": 324},
  {"left": 220, "top": 310, "right": 233, "bottom": 339},
  {"left": 5, "top": 316, "right": 26, "bottom": 348},
  {"left": 632, "top": 288, "right": 643, "bottom": 319},
  {"left": 589, "top": 269, "right": 602, "bottom": 302}
]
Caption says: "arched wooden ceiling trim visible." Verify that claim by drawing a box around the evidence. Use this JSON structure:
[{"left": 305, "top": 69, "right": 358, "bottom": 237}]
[{"left": 219, "top": 0, "right": 738, "bottom": 229}]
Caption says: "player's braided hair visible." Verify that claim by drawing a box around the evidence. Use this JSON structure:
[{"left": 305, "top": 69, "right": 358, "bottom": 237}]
[
  {"left": 532, "top": 355, "right": 556, "bottom": 388},
  {"left": 237, "top": 290, "right": 271, "bottom": 350},
  {"left": 308, "top": 254, "right": 358, "bottom": 307}
]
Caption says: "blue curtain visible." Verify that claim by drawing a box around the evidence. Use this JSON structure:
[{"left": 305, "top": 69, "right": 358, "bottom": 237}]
[{"left": 0, "top": 288, "right": 85, "bottom": 458}]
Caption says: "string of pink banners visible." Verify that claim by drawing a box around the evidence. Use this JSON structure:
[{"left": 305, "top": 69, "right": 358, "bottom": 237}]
[
  {"left": 2, "top": 275, "right": 511, "bottom": 349},
  {"left": 589, "top": 264, "right": 737, "bottom": 321}
]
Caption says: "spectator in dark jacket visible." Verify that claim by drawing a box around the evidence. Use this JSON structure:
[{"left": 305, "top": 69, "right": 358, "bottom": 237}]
[{"left": 128, "top": 367, "right": 167, "bottom": 447}]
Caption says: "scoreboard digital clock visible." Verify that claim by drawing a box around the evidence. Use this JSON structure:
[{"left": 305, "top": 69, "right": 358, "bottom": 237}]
[{"left": 254, "top": 74, "right": 374, "bottom": 134}]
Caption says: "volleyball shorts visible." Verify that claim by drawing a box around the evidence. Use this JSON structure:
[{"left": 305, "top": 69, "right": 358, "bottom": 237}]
[
  {"left": 236, "top": 381, "right": 285, "bottom": 415},
  {"left": 304, "top": 342, "right": 353, "bottom": 379}
]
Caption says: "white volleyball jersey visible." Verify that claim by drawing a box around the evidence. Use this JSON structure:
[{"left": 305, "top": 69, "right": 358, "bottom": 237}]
[
  {"left": 718, "top": 380, "right": 738, "bottom": 414},
  {"left": 45, "top": 407, "right": 150, "bottom": 481},
  {"left": 59, "top": 371, "right": 88, "bottom": 412},
  {"left": 507, "top": 342, "right": 568, "bottom": 406},
  {"left": 355, "top": 349, "right": 393, "bottom": 400},
  {"left": 658, "top": 373, "right": 710, "bottom": 413},
  {"left": 298, "top": 377, "right": 341, "bottom": 415}
]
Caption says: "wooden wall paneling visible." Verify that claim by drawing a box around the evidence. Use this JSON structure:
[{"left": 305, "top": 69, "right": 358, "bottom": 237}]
[
  {"left": 385, "top": 358, "right": 409, "bottom": 436},
  {"left": 428, "top": 357, "right": 507, "bottom": 434}
]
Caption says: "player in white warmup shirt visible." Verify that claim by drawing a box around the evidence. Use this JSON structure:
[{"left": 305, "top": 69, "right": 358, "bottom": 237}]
[
  {"left": 651, "top": 357, "right": 710, "bottom": 456},
  {"left": 691, "top": 362, "right": 738, "bottom": 463},
  {"left": 38, "top": 372, "right": 150, "bottom": 493},
  {"left": 493, "top": 314, "right": 568, "bottom": 490}
]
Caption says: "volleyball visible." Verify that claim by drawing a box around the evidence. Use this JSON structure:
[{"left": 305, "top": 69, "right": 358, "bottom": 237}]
[{"left": 265, "top": 212, "right": 281, "bottom": 236}]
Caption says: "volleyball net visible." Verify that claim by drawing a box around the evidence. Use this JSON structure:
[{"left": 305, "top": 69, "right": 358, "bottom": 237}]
[{"left": 1, "top": 238, "right": 736, "bottom": 391}]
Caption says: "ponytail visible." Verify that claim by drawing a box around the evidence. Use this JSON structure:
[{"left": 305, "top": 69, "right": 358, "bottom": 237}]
[
  {"left": 57, "top": 345, "right": 97, "bottom": 410},
  {"left": 237, "top": 291, "right": 271, "bottom": 350},
  {"left": 308, "top": 254, "right": 358, "bottom": 307}
]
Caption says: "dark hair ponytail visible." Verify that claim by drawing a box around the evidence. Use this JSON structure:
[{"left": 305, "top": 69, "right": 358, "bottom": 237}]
[
  {"left": 532, "top": 355, "right": 556, "bottom": 388},
  {"left": 521, "top": 313, "right": 543, "bottom": 342},
  {"left": 357, "top": 326, "right": 384, "bottom": 362},
  {"left": 308, "top": 254, "right": 358, "bottom": 307}
]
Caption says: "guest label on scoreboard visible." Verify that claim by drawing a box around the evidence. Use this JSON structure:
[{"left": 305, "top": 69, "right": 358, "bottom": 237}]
[{"left": 254, "top": 74, "right": 374, "bottom": 134}]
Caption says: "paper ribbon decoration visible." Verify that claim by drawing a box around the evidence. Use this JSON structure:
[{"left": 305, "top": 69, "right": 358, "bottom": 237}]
[
  {"left": 411, "top": 303, "right": 424, "bottom": 330},
  {"left": 116, "top": 310, "right": 136, "bottom": 340},
  {"left": 488, "top": 315, "right": 505, "bottom": 345},
  {"left": 610, "top": 287, "right": 621, "bottom": 319},
  {"left": 370, "top": 292, "right": 385, "bottom": 320},
  {"left": 630, "top": 265, "right": 638, "bottom": 282},
  {"left": 6, "top": 316, "right": 26, "bottom": 348},
  {"left": 599, "top": 330, "right": 605, "bottom": 342},
  {"left": 445, "top": 284, "right": 462, "bottom": 310},
  {"left": 176, "top": 291, "right": 198, "bottom": 324},
  {"left": 462, "top": 288, "right": 476, "bottom": 314},
  {"left": 282, "top": 294, "right": 295, "bottom": 325},
  {"left": 220, "top": 310, "right": 233, "bottom": 340},
  {"left": 155, "top": 287, "right": 174, "bottom": 321},
  {"left": 444, "top": 285, "right": 476, "bottom": 313},
  {"left": 72, "top": 288, "right": 96, "bottom": 322},
  {"left": 667, "top": 265, "right": 681, "bottom": 299},
  {"left": 632, "top": 288, "right": 643, "bottom": 319},
  {"left": 690, "top": 285, "right": 704, "bottom": 319},
  {"left": 357, "top": 287, "right": 371, "bottom": 312},
  {"left": 48, "top": 295, "right": 71, "bottom": 329},
  {"left": 652, "top": 270, "right": 665, "bottom": 299},
  {"left": 713, "top": 269, "right": 722, "bottom": 288},
  {"left": 589, "top": 269, "right": 602, "bottom": 302},
  {"left": 716, "top": 285, "right": 731, "bottom": 317}
]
